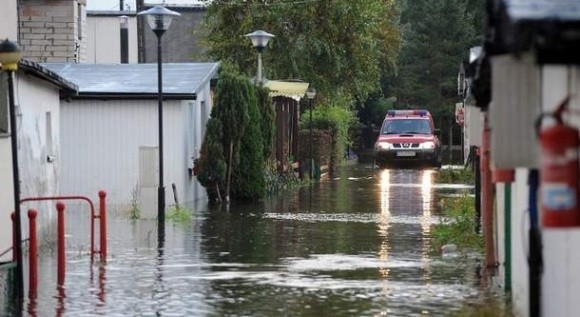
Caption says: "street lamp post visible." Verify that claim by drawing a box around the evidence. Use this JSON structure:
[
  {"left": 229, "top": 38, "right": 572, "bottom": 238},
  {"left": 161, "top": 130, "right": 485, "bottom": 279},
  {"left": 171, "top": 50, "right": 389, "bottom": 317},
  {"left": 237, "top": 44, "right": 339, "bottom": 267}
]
[
  {"left": 245, "top": 30, "right": 275, "bottom": 85},
  {"left": 306, "top": 87, "right": 316, "bottom": 181},
  {"left": 137, "top": 6, "right": 180, "bottom": 234},
  {"left": 0, "top": 38, "right": 23, "bottom": 298},
  {"left": 119, "top": 15, "right": 129, "bottom": 64}
]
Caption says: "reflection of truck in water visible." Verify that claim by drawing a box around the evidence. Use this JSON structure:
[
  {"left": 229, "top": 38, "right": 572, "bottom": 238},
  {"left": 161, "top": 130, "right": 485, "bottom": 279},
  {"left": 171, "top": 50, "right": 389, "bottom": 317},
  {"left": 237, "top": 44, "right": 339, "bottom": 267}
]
[{"left": 374, "top": 110, "right": 442, "bottom": 168}]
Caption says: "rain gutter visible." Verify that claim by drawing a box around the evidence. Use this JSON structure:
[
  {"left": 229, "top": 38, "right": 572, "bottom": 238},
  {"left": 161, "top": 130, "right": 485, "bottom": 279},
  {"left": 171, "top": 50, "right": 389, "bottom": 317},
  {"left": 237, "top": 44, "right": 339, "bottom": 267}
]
[{"left": 61, "top": 92, "right": 197, "bottom": 101}]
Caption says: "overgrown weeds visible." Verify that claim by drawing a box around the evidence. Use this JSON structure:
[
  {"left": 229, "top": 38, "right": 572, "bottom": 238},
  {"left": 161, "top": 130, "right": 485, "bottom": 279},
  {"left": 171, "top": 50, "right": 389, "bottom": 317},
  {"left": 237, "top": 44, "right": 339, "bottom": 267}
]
[
  {"left": 432, "top": 195, "right": 483, "bottom": 253},
  {"left": 165, "top": 206, "right": 192, "bottom": 224},
  {"left": 436, "top": 167, "right": 475, "bottom": 184},
  {"left": 264, "top": 168, "right": 302, "bottom": 196},
  {"left": 128, "top": 184, "right": 140, "bottom": 220},
  {"left": 451, "top": 296, "right": 514, "bottom": 317},
  {"left": 166, "top": 206, "right": 192, "bottom": 224}
]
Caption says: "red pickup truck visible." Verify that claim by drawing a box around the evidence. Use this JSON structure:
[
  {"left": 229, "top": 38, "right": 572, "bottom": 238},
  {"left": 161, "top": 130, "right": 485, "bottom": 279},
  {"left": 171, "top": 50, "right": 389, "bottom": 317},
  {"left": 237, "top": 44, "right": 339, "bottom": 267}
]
[{"left": 374, "top": 110, "right": 442, "bottom": 168}]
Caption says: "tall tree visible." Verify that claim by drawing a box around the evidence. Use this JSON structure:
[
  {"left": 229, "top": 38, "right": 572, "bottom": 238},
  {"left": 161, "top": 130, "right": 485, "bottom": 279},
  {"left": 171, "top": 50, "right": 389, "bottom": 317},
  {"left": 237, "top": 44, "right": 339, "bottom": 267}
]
[
  {"left": 197, "top": 118, "right": 227, "bottom": 202},
  {"left": 256, "top": 85, "right": 275, "bottom": 161},
  {"left": 212, "top": 71, "right": 250, "bottom": 200},
  {"left": 389, "top": 0, "right": 478, "bottom": 118},
  {"left": 232, "top": 80, "right": 266, "bottom": 200},
  {"left": 200, "top": 0, "right": 401, "bottom": 101}
]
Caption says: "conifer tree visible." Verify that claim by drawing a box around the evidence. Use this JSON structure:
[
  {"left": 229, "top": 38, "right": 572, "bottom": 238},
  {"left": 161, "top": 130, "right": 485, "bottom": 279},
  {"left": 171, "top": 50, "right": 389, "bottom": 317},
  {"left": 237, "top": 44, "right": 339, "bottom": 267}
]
[
  {"left": 196, "top": 118, "right": 227, "bottom": 201},
  {"left": 211, "top": 71, "right": 250, "bottom": 200},
  {"left": 232, "top": 80, "right": 265, "bottom": 200}
]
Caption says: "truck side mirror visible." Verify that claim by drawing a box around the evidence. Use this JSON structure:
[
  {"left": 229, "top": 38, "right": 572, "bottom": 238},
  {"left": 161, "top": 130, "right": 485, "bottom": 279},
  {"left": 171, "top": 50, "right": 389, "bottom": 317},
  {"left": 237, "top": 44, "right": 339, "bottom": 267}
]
[{"left": 434, "top": 129, "right": 441, "bottom": 136}]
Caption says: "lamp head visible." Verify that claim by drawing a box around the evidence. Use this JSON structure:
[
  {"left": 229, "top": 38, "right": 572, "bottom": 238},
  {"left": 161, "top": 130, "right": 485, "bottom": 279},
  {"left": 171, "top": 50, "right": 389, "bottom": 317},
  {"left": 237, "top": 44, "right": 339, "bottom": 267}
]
[
  {"left": 0, "top": 39, "right": 22, "bottom": 72},
  {"left": 306, "top": 86, "right": 316, "bottom": 100},
  {"left": 120, "top": 15, "right": 129, "bottom": 29},
  {"left": 245, "top": 30, "right": 275, "bottom": 52},
  {"left": 137, "top": 6, "right": 181, "bottom": 34}
]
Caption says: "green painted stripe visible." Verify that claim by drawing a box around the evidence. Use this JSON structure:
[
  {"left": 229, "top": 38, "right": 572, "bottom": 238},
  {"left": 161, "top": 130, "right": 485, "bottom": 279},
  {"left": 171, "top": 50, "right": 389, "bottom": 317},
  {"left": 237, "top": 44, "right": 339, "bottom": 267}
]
[{"left": 505, "top": 184, "right": 512, "bottom": 293}]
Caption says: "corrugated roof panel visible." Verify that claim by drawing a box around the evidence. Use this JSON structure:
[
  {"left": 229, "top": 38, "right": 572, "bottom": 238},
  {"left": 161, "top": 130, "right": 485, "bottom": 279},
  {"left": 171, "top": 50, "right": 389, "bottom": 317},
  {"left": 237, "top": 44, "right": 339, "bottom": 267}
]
[{"left": 41, "top": 63, "right": 219, "bottom": 96}]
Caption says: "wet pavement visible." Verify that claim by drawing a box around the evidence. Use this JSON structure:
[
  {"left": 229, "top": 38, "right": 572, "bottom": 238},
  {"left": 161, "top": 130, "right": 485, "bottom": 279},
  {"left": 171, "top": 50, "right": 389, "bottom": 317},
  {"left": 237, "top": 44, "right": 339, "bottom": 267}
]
[{"left": 6, "top": 163, "right": 483, "bottom": 317}]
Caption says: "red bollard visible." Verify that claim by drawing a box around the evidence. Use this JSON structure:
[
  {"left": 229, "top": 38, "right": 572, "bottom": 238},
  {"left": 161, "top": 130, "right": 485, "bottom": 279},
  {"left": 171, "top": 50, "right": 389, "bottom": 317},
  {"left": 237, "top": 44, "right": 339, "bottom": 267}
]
[
  {"left": 11, "top": 212, "right": 17, "bottom": 262},
  {"left": 56, "top": 202, "right": 66, "bottom": 287},
  {"left": 98, "top": 190, "right": 107, "bottom": 262},
  {"left": 28, "top": 209, "right": 38, "bottom": 299}
]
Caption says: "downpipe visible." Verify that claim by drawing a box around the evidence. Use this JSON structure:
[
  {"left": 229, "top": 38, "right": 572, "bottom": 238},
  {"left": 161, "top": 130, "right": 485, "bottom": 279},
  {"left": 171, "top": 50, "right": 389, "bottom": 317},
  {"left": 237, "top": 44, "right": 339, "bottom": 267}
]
[{"left": 528, "top": 169, "right": 542, "bottom": 317}]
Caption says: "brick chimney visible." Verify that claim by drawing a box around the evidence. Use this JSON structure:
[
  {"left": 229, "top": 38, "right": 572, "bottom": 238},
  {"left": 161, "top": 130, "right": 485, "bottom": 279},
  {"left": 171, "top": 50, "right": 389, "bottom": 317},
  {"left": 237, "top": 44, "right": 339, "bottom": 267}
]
[{"left": 19, "top": 0, "right": 87, "bottom": 63}]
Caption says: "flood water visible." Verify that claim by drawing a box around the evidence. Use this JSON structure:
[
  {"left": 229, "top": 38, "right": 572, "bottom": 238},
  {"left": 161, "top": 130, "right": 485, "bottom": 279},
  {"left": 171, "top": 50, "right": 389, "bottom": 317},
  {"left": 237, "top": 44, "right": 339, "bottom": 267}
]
[{"left": 7, "top": 163, "right": 484, "bottom": 317}]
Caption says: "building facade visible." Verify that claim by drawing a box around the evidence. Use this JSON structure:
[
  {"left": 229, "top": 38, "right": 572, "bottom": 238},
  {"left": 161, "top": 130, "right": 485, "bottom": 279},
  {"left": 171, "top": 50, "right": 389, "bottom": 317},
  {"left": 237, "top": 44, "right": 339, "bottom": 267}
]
[
  {"left": 19, "top": 0, "right": 87, "bottom": 63},
  {"left": 43, "top": 62, "right": 218, "bottom": 216}
]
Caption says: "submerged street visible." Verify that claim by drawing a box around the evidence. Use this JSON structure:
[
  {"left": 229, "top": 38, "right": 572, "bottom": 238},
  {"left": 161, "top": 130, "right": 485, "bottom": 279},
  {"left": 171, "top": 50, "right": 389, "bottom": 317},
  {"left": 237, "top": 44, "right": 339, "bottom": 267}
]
[{"left": 11, "top": 163, "right": 482, "bottom": 317}]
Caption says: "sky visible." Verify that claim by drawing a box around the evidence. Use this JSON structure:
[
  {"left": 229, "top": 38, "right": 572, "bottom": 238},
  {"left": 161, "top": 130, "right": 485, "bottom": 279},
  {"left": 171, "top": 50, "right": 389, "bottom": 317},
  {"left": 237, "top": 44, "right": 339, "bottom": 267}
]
[{"left": 87, "top": 0, "right": 206, "bottom": 11}]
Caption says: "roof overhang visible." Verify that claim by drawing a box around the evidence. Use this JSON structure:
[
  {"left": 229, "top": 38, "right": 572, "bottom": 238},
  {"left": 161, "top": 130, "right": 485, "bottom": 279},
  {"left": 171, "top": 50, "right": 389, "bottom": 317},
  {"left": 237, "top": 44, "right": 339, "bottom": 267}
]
[
  {"left": 264, "top": 80, "right": 309, "bottom": 101},
  {"left": 18, "top": 60, "right": 78, "bottom": 95},
  {"left": 64, "top": 92, "right": 196, "bottom": 100},
  {"left": 489, "top": 0, "right": 580, "bottom": 64}
]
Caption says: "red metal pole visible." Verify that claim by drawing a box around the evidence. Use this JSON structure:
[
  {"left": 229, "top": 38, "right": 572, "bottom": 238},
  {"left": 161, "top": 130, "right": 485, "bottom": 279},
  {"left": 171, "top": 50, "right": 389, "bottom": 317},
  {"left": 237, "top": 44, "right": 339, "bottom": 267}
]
[
  {"left": 28, "top": 209, "right": 38, "bottom": 299},
  {"left": 481, "top": 117, "right": 496, "bottom": 267},
  {"left": 11, "top": 212, "right": 17, "bottom": 262},
  {"left": 98, "top": 190, "right": 107, "bottom": 262},
  {"left": 56, "top": 202, "right": 66, "bottom": 287}
]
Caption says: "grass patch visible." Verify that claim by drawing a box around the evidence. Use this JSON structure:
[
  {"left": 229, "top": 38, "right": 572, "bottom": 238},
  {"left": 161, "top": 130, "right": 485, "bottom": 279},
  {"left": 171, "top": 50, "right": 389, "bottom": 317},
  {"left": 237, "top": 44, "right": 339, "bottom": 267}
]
[
  {"left": 451, "top": 296, "right": 513, "bottom": 317},
  {"left": 128, "top": 185, "right": 140, "bottom": 220},
  {"left": 432, "top": 195, "right": 483, "bottom": 253},
  {"left": 436, "top": 167, "right": 475, "bottom": 184},
  {"left": 166, "top": 206, "right": 192, "bottom": 223}
]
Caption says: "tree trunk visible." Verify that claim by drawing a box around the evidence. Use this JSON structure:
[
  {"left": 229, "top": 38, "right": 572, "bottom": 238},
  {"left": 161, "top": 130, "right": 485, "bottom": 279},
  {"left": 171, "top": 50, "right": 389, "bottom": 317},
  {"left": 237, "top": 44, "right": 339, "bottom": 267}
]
[
  {"left": 215, "top": 182, "right": 222, "bottom": 203},
  {"left": 226, "top": 141, "right": 233, "bottom": 202}
]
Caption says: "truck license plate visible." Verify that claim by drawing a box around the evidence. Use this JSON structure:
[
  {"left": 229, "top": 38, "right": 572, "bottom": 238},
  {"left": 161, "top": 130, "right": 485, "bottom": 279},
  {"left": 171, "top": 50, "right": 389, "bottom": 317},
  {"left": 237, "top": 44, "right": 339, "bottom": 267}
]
[{"left": 397, "top": 151, "right": 416, "bottom": 157}]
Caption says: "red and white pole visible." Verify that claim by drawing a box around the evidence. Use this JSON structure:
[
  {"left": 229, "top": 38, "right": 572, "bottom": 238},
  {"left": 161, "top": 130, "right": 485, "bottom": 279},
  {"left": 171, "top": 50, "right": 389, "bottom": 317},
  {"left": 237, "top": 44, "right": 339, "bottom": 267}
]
[
  {"left": 28, "top": 209, "right": 38, "bottom": 298},
  {"left": 56, "top": 202, "right": 66, "bottom": 287}
]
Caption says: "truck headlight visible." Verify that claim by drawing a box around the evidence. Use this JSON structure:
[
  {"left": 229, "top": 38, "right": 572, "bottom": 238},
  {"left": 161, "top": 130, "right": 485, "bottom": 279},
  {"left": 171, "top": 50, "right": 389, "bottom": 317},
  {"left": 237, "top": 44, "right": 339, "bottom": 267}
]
[
  {"left": 420, "top": 141, "right": 436, "bottom": 149},
  {"left": 376, "top": 142, "right": 393, "bottom": 150}
]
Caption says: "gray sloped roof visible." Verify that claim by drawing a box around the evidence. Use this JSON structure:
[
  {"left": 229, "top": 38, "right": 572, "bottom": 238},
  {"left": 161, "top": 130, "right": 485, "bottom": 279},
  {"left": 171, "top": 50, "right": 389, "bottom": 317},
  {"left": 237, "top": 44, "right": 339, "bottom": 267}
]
[
  {"left": 19, "top": 60, "right": 78, "bottom": 93},
  {"left": 504, "top": 0, "right": 580, "bottom": 21},
  {"left": 41, "top": 63, "right": 219, "bottom": 99}
]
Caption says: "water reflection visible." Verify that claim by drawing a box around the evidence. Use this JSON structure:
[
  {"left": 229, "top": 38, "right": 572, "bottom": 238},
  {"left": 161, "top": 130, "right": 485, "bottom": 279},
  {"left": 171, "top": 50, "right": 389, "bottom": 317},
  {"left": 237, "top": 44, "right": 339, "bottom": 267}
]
[
  {"left": 9, "top": 165, "right": 483, "bottom": 316},
  {"left": 421, "top": 170, "right": 434, "bottom": 289},
  {"left": 378, "top": 169, "right": 391, "bottom": 315}
]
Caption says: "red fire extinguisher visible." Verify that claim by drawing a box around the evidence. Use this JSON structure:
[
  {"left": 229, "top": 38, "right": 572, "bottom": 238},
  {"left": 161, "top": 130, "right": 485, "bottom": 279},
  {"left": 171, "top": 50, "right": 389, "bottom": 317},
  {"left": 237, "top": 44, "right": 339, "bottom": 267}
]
[{"left": 537, "top": 96, "right": 580, "bottom": 227}]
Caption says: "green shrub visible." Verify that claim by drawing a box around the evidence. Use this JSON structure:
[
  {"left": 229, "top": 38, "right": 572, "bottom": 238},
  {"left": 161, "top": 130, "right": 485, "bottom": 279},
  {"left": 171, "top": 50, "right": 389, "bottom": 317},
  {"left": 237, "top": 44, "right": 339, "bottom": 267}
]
[
  {"left": 264, "top": 168, "right": 302, "bottom": 196},
  {"left": 432, "top": 195, "right": 482, "bottom": 253},
  {"left": 298, "top": 129, "right": 332, "bottom": 166},
  {"left": 301, "top": 93, "right": 357, "bottom": 172},
  {"left": 197, "top": 119, "right": 227, "bottom": 201},
  {"left": 256, "top": 86, "right": 275, "bottom": 161},
  {"left": 451, "top": 296, "right": 514, "bottom": 317},
  {"left": 166, "top": 206, "right": 191, "bottom": 224},
  {"left": 436, "top": 167, "right": 475, "bottom": 184},
  {"left": 232, "top": 79, "right": 266, "bottom": 201}
]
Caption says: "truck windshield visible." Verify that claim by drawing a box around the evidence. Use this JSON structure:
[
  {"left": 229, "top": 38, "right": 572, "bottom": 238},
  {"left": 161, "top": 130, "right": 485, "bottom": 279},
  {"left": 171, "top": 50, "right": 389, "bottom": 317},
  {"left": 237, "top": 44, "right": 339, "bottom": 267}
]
[{"left": 382, "top": 119, "right": 432, "bottom": 135}]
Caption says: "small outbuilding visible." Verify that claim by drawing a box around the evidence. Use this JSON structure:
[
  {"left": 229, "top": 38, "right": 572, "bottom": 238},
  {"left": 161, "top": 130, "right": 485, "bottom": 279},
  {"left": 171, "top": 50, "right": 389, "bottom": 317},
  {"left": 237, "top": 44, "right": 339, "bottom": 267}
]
[{"left": 43, "top": 62, "right": 219, "bottom": 215}]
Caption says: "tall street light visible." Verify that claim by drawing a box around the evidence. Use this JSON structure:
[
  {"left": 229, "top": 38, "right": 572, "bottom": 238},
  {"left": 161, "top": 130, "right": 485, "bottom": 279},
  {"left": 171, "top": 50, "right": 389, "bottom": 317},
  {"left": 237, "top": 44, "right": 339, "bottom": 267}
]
[
  {"left": 306, "top": 87, "right": 316, "bottom": 181},
  {"left": 137, "top": 6, "right": 180, "bottom": 235},
  {"left": 245, "top": 30, "right": 275, "bottom": 85},
  {"left": 119, "top": 15, "right": 129, "bottom": 64},
  {"left": 0, "top": 38, "right": 23, "bottom": 298}
]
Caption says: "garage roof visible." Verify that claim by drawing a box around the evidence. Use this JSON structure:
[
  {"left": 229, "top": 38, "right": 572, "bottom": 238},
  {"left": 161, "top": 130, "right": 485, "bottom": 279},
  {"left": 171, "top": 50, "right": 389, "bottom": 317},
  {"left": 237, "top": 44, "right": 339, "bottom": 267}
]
[{"left": 42, "top": 63, "right": 219, "bottom": 99}]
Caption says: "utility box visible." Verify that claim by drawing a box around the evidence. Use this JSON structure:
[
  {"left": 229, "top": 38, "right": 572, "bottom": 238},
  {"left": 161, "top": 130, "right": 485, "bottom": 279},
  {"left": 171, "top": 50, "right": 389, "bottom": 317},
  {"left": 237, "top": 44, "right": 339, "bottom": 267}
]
[
  {"left": 463, "top": 102, "right": 482, "bottom": 164},
  {"left": 490, "top": 54, "right": 541, "bottom": 168}
]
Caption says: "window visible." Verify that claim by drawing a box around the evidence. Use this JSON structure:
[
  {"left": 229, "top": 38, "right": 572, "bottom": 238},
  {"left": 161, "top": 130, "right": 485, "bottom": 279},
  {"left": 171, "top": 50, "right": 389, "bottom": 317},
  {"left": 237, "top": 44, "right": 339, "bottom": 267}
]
[
  {"left": 0, "top": 73, "right": 8, "bottom": 135},
  {"left": 383, "top": 119, "right": 432, "bottom": 135}
]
